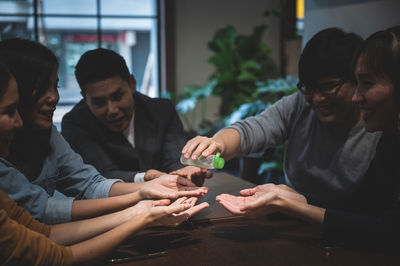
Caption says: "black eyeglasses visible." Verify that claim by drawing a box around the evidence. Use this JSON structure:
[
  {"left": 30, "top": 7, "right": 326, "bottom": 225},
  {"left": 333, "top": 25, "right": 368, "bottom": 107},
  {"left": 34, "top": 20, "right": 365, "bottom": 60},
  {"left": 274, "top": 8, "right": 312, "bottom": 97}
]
[{"left": 297, "top": 78, "right": 348, "bottom": 97}]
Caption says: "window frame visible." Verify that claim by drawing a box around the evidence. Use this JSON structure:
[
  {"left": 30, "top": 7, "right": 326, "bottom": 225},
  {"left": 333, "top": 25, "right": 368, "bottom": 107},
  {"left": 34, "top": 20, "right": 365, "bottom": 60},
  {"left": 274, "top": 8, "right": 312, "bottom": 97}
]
[{"left": 0, "top": 0, "right": 166, "bottom": 98}]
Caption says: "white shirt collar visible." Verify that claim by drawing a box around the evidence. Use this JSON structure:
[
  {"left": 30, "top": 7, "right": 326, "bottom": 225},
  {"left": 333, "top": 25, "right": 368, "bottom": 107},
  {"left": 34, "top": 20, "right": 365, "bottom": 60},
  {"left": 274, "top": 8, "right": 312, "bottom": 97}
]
[{"left": 122, "top": 110, "right": 135, "bottom": 147}]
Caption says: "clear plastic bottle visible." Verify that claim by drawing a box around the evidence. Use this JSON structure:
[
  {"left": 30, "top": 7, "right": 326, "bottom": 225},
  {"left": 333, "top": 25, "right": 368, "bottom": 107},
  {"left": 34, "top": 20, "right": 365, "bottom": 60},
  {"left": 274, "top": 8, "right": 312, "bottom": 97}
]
[{"left": 180, "top": 152, "right": 225, "bottom": 169}]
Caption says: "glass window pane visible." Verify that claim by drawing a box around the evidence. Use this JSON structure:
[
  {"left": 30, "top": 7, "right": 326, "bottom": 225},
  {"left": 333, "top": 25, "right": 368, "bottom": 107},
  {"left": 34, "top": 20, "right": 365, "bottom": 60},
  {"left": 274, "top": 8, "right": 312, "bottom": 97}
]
[
  {"left": 37, "top": 18, "right": 98, "bottom": 104},
  {"left": 101, "top": 0, "right": 156, "bottom": 16},
  {"left": 0, "top": 0, "right": 33, "bottom": 13},
  {"left": 0, "top": 16, "right": 35, "bottom": 41},
  {"left": 41, "top": 0, "right": 97, "bottom": 15},
  {"left": 101, "top": 18, "right": 159, "bottom": 97},
  {"left": 38, "top": 17, "right": 98, "bottom": 129}
]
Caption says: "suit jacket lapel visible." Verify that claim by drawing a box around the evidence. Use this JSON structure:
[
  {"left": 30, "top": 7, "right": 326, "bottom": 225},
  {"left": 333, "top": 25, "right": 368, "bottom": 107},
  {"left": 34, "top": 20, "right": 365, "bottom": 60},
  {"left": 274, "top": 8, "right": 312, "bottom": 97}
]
[{"left": 134, "top": 96, "right": 157, "bottom": 171}]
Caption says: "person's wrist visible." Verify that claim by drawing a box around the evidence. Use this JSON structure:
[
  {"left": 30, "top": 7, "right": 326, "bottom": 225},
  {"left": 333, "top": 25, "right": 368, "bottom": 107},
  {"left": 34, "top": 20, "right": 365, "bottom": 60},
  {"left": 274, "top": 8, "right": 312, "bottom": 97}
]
[
  {"left": 269, "top": 193, "right": 286, "bottom": 210},
  {"left": 142, "top": 210, "right": 157, "bottom": 227},
  {"left": 128, "top": 191, "right": 141, "bottom": 203},
  {"left": 277, "top": 195, "right": 308, "bottom": 219},
  {"left": 214, "top": 139, "right": 224, "bottom": 155},
  {"left": 121, "top": 205, "right": 137, "bottom": 221},
  {"left": 138, "top": 188, "right": 149, "bottom": 200},
  {"left": 130, "top": 211, "right": 153, "bottom": 228}
]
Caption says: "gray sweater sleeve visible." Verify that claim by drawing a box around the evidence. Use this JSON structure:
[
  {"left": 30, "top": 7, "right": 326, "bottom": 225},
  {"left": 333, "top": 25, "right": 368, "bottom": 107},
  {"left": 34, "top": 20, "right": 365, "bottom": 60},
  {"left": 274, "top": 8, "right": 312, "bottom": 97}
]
[{"left": 228, "top": 92, "right": 303, "bottom": 156}]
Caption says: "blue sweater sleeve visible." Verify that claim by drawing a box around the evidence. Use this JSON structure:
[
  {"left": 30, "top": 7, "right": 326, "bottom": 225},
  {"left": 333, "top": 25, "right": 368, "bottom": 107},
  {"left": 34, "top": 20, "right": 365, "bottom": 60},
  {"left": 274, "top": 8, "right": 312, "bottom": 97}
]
[
  {"left": 0, "top": 158, "right": 51, "bottom": 222},
  {"left": 49, "top": 126, "right": 122, "bottom": 200}
]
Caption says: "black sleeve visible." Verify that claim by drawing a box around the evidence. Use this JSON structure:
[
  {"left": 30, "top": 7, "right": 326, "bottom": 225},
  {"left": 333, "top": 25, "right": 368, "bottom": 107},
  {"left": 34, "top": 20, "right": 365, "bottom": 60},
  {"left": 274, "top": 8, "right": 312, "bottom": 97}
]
[
  {"left": 323, "top": 208, "right": 400, "bottom": 248},
  {"left": 62, "top": 120, "right": 138, "bottom": 182},
  {"left": 161, "top": 101, "right": 187, "bottom": 172}
]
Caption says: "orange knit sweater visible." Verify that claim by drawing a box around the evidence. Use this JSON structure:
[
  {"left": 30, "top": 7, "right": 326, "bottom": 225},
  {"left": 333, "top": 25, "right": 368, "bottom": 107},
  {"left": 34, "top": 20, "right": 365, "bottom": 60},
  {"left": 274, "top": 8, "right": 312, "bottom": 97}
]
[{"left": 0, "top": 189, "right": 72, "bottom": 265}]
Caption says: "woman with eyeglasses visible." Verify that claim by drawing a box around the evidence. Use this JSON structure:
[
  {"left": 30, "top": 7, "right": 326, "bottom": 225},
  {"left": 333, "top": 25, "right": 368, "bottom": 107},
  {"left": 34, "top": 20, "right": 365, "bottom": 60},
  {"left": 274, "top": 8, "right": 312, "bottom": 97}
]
[
  {"left": 182, "top": 28, "right": 381, "bottom": 211},
  {"left": 216, "top": 26, "right": 400, "bottom": 248}
]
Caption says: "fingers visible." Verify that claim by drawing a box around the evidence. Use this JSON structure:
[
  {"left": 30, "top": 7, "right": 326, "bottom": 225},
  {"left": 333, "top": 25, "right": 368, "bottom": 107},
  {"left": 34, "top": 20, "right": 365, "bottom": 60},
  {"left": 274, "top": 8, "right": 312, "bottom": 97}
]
[
  {"left": 240, "top": 193, "right": 275, "bottom": 212},
  {"left": 183, "top": 197, "right": 198, "bottom": 206},
  {"left": 175, "top": 187, "right": 208, "bottom": 198},
  {"left": 166, "top": 197, "right": 192, "bottom": 213},
  {"left": 167, "top": 202, "right": 192, "bottom": 214},
  {"left": 193, "top": 140, "right": 214, "bottom": 159},
  {"left": 182, "top": 136, "right": 215, "bottom": 160},
  {"left": 202, "top": 142, "right": 221, "bottom": 157},
  {"left": 176, "top": 176, "right": 197, "bottom": 187},
  {"left": 183, "top": 202, "right": 209, "bottom": 217},
  {"left": 153, "top": 199, "right": 171, "bottom": 206},
  {"left": 217, "top": 199, "right": 244, "bottom": 215},
  {"left": 240, "top": 187, "right": 256, "bottom": 196},
  {"left": 174, "top": 190, "right": 206, "bottom": 198},
  {"left": 216, "top": 193, "right": 238, "bottom": 201},
  {"left": 171, "top": 197, "right": 188, "bottom": 205},
  {"left": 182, "top": 136, "right": 206, "bottom": 158},
  {"left": 178, "top": 186, "right": 209, "bottom": 193}
]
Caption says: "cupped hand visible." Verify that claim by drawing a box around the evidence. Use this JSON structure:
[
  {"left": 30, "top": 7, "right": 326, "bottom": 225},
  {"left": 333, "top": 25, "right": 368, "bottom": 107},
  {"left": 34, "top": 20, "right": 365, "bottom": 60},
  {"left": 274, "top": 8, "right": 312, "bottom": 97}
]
[
  {"left": 148, "top": 197, "right": 209, "bottom": 227},
  {"left": 216, "top": 192, "right": 280, "bottom": 218},
  {"left": 216, "top": 183, "right": 307, "bottom": 218},
  {"left": 170, "top": 166, "right": 213, "bottom": 186},
  {"left": 127, "top": 199, "right": 171, "bottom": 217},
  {"left": 182, "top": 136, "right": 223, "bottom": 160},
  {"left": 139, "top": 174, "right": 209, "bottom": 200}
]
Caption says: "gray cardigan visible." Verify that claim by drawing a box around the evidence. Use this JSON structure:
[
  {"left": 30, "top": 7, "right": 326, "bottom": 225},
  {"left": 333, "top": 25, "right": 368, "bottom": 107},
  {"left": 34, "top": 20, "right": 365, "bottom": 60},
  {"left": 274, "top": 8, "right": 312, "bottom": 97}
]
[{"left": 229, "top": 92, "right": 382, "bottom": 208}]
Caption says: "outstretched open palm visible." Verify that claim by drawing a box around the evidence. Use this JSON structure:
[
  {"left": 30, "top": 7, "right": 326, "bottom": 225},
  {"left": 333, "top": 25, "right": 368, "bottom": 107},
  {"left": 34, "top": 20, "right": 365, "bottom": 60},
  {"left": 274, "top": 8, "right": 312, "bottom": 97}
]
[
  {"left": 216, "top": 192, "right": 279, "bottom": 217},
  {"left": 216, "top": 183, "right": 306, "bottom": 217},
  {"left": 148, "top": 197, "right": 209, "bottom": 227},
  {"left": 140, "top": 174, "right": 209, "bottom": 200}
]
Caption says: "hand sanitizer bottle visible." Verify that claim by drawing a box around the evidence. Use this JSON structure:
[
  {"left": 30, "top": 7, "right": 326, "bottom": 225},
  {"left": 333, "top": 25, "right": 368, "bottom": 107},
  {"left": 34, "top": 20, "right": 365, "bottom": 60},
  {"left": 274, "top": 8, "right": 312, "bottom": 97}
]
[{"left": 180, "top": 152, "right": 225, "bottom": 169}]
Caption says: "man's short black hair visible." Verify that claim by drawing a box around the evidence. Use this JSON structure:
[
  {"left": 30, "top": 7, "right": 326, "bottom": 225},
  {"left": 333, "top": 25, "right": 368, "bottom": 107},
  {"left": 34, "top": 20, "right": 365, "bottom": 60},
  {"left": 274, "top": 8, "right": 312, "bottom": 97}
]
[
  {"left": 299, "top": 28, "right": 362, "bottom": 88},
  {"left": 75, "top": 48, "right": 131, "bottom": 94}
]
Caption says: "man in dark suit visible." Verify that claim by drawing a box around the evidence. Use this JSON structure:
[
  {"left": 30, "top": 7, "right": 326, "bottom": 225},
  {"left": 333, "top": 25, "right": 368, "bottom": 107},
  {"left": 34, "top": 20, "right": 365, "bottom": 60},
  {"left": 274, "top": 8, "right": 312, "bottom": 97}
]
[{"left": 62, "top": 48, "right": 209, "bottom": 184}]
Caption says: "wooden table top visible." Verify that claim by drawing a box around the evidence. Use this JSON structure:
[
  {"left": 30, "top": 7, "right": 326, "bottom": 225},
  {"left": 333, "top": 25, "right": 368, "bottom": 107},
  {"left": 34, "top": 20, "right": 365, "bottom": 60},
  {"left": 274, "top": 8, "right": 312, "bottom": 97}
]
[{"left": 106, "top": 172, "right": 400, "bottom": 266}]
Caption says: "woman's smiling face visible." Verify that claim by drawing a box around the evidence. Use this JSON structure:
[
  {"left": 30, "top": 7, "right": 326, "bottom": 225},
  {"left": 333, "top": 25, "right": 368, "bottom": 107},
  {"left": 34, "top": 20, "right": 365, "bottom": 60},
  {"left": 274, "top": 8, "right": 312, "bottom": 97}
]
[
  {"left": 26, "top": 68, "right": 59, "bottom": 130},
  {"left": 0, "top": 76, "right": 23, "bottom": 157},
  {"left": 352, "top": 58, "right": 398, "bottom": 132}
]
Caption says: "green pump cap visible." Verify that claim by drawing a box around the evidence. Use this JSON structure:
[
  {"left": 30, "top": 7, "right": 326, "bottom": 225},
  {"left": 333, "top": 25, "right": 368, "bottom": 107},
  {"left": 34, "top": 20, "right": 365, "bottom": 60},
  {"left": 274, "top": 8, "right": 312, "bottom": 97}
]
[{"left": 212, "top": 152, "right": 225, "bottom": 169}]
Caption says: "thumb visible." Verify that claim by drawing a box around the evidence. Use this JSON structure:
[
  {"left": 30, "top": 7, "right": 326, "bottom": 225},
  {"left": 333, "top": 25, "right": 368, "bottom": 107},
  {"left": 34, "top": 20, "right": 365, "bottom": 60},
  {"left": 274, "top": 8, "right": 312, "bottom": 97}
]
[
  {"left": 153, "top": 199, "right": 171, "bottom": 206},
  {"left": 177, "top": 176, "right": 197, "bottom": 187},
  {"left": 240, "top": 188, "right": 256, "bottom": 196},
  {"left": 167, "top": 202, "right": 192, "bottom": 214}
]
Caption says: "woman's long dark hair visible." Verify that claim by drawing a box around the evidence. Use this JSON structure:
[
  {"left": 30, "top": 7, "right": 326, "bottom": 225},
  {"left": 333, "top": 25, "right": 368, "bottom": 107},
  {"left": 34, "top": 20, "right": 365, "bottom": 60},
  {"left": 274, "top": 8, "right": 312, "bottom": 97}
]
[
  {"left": 0, "top": 62, "right": 12, "bottom": 98},
  {"left": 0, "top": 38, "right": 59, "bottom": 180},
  {"left": 353, "top": 26, "right": 400, "bottom": 208}
]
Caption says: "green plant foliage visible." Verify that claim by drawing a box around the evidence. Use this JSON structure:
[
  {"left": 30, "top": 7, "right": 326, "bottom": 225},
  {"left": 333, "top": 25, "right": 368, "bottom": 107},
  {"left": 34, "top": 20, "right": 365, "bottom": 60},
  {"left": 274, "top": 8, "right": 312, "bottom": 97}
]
[
  {"left": 180, "top": 23, "right": 276, "bottom": 118},
  {"left": 174, "top": 11, "right": 298, "bottom": 176},
  {"left": 213, "top": 25, "right": 275, "bottom": 116},
  {"left": 224, "top": 76, "right": 298, "bottom": 126}
]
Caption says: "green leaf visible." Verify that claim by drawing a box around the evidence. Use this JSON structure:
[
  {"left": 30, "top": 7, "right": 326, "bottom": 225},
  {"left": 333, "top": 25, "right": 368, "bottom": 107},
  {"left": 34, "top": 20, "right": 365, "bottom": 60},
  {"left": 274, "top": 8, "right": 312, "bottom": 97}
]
[{"left": 237, "top": 71, "right": 258, "bottom": 82}]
